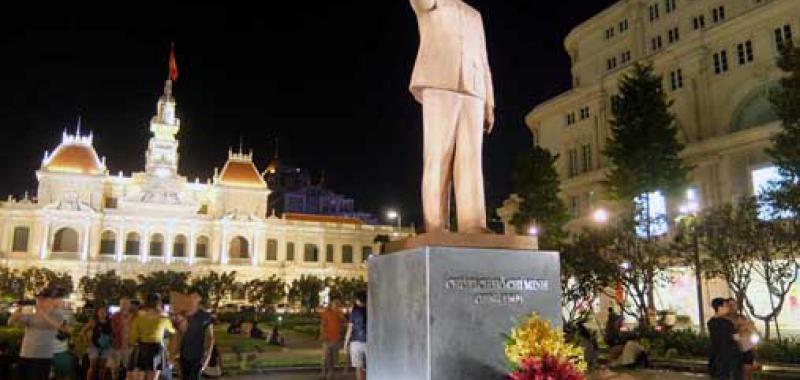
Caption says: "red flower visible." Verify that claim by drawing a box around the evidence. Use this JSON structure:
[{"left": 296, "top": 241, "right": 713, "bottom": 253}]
[{"left": 509, "top": 355, "right": 586, "bottom": 380}]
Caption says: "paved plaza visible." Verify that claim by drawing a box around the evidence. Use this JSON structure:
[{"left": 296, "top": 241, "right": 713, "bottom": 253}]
[{"left": 224, "top": 369, "right": 708, "bottom": 380}]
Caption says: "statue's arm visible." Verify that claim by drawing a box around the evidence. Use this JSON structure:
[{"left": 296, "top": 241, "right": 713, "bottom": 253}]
[
  {"left": 481, "top": 23, "right": 494, "bottom": 109},
  {"left": 410, "top": 0, "right": 436, "bottom": 13}
]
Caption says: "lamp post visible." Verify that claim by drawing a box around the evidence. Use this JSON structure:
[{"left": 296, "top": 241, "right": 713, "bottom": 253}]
[
  {"left": 386, "top": 210, "right": 401, "bottom": 230},
  {"left": 679, "top": 189, "right": 705, "bottom": 334},
  {"left": 528, "top": 225, "right": 539, "bottom": 236}
]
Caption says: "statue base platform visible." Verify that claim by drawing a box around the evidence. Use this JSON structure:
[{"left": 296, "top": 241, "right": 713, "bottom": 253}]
[
  {"left": 385, "top": 231, "right": 538, "bottom": 253},
  {"left": 367, "top": 245, "right": 560, "bottom": 380}
]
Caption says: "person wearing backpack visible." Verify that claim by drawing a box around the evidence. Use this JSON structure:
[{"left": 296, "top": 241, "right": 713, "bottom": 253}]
[{"left": 81, "top": 306, "right": 113, "bottom": 380}]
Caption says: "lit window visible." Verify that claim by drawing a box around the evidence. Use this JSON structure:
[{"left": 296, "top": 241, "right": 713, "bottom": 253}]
[
  {"left": 751, "top": 166, "right": 792, "bottom": 219},
  {"left": 635, "top": 191, "right": 668, "bottom": 237}
]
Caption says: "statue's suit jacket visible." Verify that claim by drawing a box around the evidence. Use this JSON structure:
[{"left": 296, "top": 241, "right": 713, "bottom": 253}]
[{"left": 409, "top": 0, "right": 494, "bottom": 108}]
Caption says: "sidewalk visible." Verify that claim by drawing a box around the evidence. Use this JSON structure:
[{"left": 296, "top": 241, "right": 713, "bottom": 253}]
[{"left": 651, "top": 357, "right": 800, "bottom": 379}]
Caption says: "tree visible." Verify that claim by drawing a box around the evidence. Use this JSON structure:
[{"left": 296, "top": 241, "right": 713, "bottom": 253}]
[
  {"left": 288, "top": 275, "right": 324, "bottom": 314},
  {"left": 511, "top": 146, "right": 569, "bottom": 250},
  {"left": 327, "top": 276, "right": 367, "bottom": 305},
  {"left": 136, "top": 271, "right": 190, "bottom": 302},
  {"left": 247, "top": 275, "right": 287, "bottom": 314},
  {"left": 0, "top": 267, "right": 26, "bottom": 300},
  {"left": 559, "top": 230, "right": 616, "bottom": 327},
  {"left": 604, "top": 62, "right": 691, "bottom": 318},
  {"left": 605, "top": 62, "right": 691, "bottom": 206},
  {"left": 601, "top": 218, "right": 670, "bottom": 329},
  {"left": 193, "top": 271, "right": 239, "bottom": 311},
  {"left": 79, "top": 270, "right": 137, "bottom": 304},
  {"left": 767, "top": 44, "right": 800, "bottom": 214}
]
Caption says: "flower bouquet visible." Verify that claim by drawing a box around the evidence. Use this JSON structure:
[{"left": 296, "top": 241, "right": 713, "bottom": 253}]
[{"left": 505, "top": 313, "right": 587, "bottom": 380}]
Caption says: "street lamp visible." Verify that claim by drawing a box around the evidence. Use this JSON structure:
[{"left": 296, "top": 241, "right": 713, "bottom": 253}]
[
  {"left": 386, "top": 209, "right": 401, "bottom": 230},
  {"left": 528, "top": 225, "right": 539, "bottom": 236},
  {"left": 592, "top": 208, "right": 609, "bottom": 224}
]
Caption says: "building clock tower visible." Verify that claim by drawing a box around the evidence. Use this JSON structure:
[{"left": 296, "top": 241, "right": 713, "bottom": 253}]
[{"left": 145, "top": 78, "right": 180, "bottom": 179}]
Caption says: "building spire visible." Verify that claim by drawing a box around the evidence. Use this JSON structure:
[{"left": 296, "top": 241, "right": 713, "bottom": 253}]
[{"left": 75, "top": 115, "right": 82, "bottom": 135}]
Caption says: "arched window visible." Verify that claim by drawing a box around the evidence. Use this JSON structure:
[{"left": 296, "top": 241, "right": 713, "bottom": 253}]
[
  {"left": 304, "top": 243, "right": 319, "bottom": 262},
  {"left": 173, "top": 235, "right": 187, "bottom": 257},
  {"left": 229, "top": 236, "right": 249, "bottom": 259},
  {"left": 266, "top": 239, "right": 278, "bottom": 261},
  {"left": 100, "top": 231, "right": 116, "bottom": 255},
  {"left": 52, "top": 227, "right": 79, "bottom": 253},
  {"left": 12, "top": 226, "right": 30, "bottom": 252},
  {"left": 125, "top": 232, "right": 141, "bottom": 255},
  {"left": 195, "top": 236, "right": 209, "bottom": 258},
  {"left": 149, "top": 233, "right": 164, "bottom": 256}
]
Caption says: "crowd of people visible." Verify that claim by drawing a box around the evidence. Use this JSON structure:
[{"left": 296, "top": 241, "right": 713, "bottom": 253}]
[{"left": 6, "top": 286, "right": 217, "bottom": 380}]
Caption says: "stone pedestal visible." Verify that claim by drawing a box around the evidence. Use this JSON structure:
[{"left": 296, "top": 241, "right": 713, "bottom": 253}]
[{"left": 367, "top": 246, "right": 560, "bottom": 380}]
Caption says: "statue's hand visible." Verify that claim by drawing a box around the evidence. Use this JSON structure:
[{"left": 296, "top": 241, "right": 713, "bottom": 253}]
[{"left": 484, "top": 104, "right": 495, "bottom": 134}]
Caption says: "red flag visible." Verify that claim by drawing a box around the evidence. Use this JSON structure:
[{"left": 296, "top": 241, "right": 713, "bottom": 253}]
[{"left": 169, "top": 43, "right": 179, "bottom": 82}]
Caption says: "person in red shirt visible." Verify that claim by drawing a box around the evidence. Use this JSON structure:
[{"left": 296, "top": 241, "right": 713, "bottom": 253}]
[
  {"left": 108, "top": 298, "right": 133, "bottom": 380},
  {"left": 319, "top": 298, "right": 345, "bottom": 379}
]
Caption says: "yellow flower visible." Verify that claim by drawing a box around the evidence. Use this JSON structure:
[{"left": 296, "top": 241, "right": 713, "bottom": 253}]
[{"left": 505, "top": 313, "right": 587, "bottom": 372}]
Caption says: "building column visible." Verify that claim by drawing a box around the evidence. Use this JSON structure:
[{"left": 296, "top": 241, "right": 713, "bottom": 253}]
[
  {"left": 219, "top": 226, "right": 228, "bottom": 265},
  {"left": 165, "top": 230, "right": 174, "bottom": 265},
  {"left": 116, "top": 227, "right": 124, "bottom": 262},
  {"left": 81, "top": 223, "right": 90, "bottom": 262},
  {"left": 141, "top": 232, "right": 149, "bottom": 264},
  {"left": 251, "top": 228, "right": 259, "bottom": 267},
  {"left": 39, "top": 220, "right": 50, "bottom": 260},
  {"left": 1, "top": 220, "right": 9, "bottom": 252},
  {"left": 189, "top": 230, "right": 196, "bottom": 265}
]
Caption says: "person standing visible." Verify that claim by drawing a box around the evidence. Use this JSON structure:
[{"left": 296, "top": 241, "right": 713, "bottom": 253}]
[
  {"left": 174, "top": 287, "right": 214, "bottom": 380},
  {"left": 9, "top": 287, "right": 69, "bottom": 380},
  {"left": 726, "top": 298, "right": 757, "bottom": 380},
  {"left": 708, "top": 298, "right": 743, "bottom": 380},
  {"left": 128, "top": 293, "right": 175, "bottom": 380},
  {"left": 52, "top": 294, "right": 77, "bottom": 380},
  {"left": 108, "top": 298, "right": 133, "bottom": 380},
  {"left": 319, "top": 298, "right": 345, "bottom": 379},
  {"left": 81, "top": 306, "right": 113, "bottom": 380},
  {"left": 343, "top": 292, "right": 367, "bottom": 380}
]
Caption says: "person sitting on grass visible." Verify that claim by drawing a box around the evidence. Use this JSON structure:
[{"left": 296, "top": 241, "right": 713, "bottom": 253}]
[
  {"left": 226, "top": 319, "right": 242, "bottom": 335},
  {"left": 250, "top": 321, "right": 265, "bottom": 340},
  {"left": 267, "top": 326, "right": 286, "bottom": 346}
]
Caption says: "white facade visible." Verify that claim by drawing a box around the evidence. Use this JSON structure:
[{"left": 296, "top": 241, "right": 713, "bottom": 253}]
[
  {"left": 0, "top": 77, "right": 408, "bottom": 287},
  {"left": 527, "top": 0, "right": 798, "bottom": 229},
  {"left": 527, "top": 0, "right": 800, "bottom": 332}
]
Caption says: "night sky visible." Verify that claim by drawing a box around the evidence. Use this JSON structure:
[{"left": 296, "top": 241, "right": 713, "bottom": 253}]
[{"left": 0, "top": 1, "right": 616, "bottom": 227}]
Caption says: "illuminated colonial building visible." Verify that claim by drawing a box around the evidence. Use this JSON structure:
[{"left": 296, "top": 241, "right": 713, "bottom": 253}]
[
  {"left": 525, "top": 0, "right": 799, "bottom": 332},
  {"left": 528, "top": 0, "right": 798, "bottom": 229},
  {"left": 0, "top": 75, "right": 407, "bottom": 287}
]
